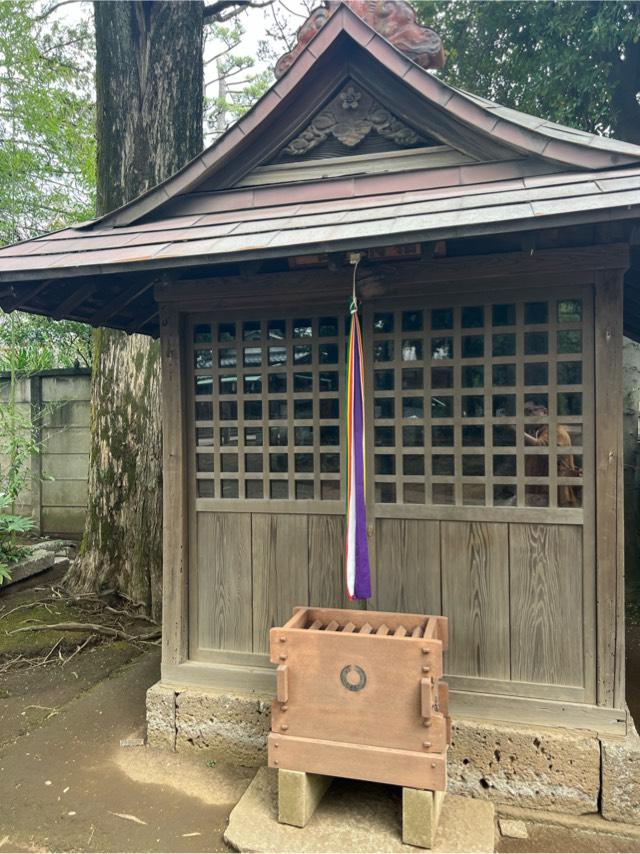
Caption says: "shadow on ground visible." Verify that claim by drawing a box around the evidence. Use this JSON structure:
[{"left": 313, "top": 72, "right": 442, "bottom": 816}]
[{"left": 2, "top": 565, "right": 640, "bottom": 853}]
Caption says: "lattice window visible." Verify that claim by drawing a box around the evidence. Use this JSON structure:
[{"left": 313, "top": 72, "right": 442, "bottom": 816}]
[
  {"left": 190, "top": 313, "right": 347, "bottom": 502},
  {"left": 370, "top": 293, "right": 588, "bottom": 509}
]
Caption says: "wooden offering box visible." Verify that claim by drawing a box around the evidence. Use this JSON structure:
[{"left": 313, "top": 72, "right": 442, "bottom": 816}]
[{"left": 268, "top": 607, "right": 450, "bottom": 791}]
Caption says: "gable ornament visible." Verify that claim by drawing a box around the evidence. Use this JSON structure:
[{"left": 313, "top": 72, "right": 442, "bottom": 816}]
[
  {"left": 283, "top": 83, "right": 426, "bottom": 156},
  {"left": 275, "top": 0, "right": 445, "bottom": 80}
]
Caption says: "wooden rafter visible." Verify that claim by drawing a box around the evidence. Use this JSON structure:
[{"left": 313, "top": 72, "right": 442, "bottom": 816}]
[
  {"left": 51, "top": 280, "right": 97, "bottom": 320},
  {"left": 2, "top": 279, "right": 54, "bottom": 313},
  {"left": 89, "top": 279, "right": 157, "bottom": 327}
]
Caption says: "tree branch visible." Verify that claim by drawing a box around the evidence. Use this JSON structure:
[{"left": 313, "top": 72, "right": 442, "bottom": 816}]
[
  {"left": 203, "top": 0, "right": 273, "bottom": 23},
  {"left": 33, "top": 0, "right": 83, "bottom": 22}
]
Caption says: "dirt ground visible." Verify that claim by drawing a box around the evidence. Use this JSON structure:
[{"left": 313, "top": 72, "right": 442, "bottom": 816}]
[
  {"left": 2, "top": 565, "right": 640, "bottom": 854},
  {"left": 0, "top": 566, "right": 255, "bottom": 853}
]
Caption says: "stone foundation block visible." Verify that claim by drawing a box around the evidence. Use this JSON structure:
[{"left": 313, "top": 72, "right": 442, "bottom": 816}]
[
  {"left": 278, "top": 768, "right": 332, "bottom": 827},
  {"left": 601, "top": 719, "right": 640, "bottom": 825},
  {"left": 146, "top": 682, "right": 176, "bottom": 751},
  {"left": 175, "top": 688, "right": 271, "bottom": 766},
  {"left": 448, "top": 718, "right": 600, "bottom": 814},
  {"left": 403, "top": 788, "right": 445, "bottom": 849}
]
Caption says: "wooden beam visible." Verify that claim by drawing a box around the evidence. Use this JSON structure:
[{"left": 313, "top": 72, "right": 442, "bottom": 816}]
[
  {"left": 1, "top": 279, "right": 54, "bottom": 312},
  {"left": 160, "top": 306, "right": 189, "bottom": 667},
  {"left": 89, "top": 279, "right": 156, "bottom": 326},
  {"left": 155, "top": 244, "right": 630, "bottom": 305},
  {"left": 595, "top": 269, "right": 626, "bottom": 708},
  {"left": 51, "top": 281, "right": 97, "bottom": 320},
  {"left": 127, "top": 307, "right": 159, "bottom": 335}
]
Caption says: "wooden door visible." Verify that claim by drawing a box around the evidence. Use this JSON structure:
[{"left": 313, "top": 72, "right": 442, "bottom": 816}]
[
  {"left": 365, "top": 286, "right": 595, "bottom": 704},
  {"left": 184, "top": 283, "right": 596, "bottom": 704}
]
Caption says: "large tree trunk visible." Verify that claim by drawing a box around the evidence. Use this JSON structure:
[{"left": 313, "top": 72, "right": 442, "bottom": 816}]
[{"left": 66, "top": 1, "right": 203, "bottom": 619}]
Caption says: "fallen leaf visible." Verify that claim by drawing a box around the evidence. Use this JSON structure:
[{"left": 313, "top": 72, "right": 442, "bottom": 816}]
[{"left": 109, "top": 811, "right": 147, "bottom": 826}]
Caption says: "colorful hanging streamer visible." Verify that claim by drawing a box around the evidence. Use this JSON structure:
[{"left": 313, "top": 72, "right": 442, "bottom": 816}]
[{"left": 345, "top": 288, "right": 372, "bottom": 600}]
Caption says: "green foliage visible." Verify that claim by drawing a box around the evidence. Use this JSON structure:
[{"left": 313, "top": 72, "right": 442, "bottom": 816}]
[
  {"left": 0, "top": 0, "right": 95, "bottom": 372},
  {"left": 415, "top": 1, "right": 640, "bottom": 140},
  {"left": 0, "top": 0, "right": 96, "bottom": 244},
  {"left": 0, "top": 313, "right": 91, "bottom": 370},
  {"left": 204, "top": 17, "right": 273, "bottom": 140}
]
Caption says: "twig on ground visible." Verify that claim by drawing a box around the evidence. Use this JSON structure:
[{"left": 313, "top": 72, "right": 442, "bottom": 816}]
[
  {"left": 105, "top": 605, "right": 159, "bottom": 625},
  {"left": 0, "top": 653, "right": 25, "bottom": 672},
  {"left": 62, "top": 633, "right": 95, "bottom": 665},
  {"left": 8, "top": 621, "right": 161, "bottom": 643},
  {"left": 0, "top": 602, "right": 46, "bottom": 621},
  {"left": 22, "top": 704, "right": 59, "bottom": 719}
]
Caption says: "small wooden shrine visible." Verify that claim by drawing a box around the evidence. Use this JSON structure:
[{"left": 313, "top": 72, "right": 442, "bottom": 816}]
[{"left": 0, "top": 1, "right": 639, "bottom": 741}]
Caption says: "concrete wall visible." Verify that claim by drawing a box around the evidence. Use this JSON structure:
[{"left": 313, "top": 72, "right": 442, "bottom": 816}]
[{"left": 0, "top": 369, "right": 90, "bottom": 537}]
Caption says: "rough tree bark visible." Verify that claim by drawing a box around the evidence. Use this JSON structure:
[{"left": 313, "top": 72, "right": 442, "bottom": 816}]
[{"left": 66, "top": 1, "right": 203, "bottom": 619}]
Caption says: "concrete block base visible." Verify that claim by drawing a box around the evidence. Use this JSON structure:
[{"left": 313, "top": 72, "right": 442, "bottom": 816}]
[
  {"left": 278, "top": 769, "right": 333, "bottom": 827},
  {"left": 402, "top": 788, "right": 445, "bottom": 849},
  {"left": 601, "top": 718, "right": 640, "bottom": 825},
  {"left": 448, "top": 718, "right": 600, "bottom": 814},
  {"left": 145, "top": 681, "right": 271, "bottom": 765},
  {"left": 145, "top": 680, "right": 639, "bottom": 823}
]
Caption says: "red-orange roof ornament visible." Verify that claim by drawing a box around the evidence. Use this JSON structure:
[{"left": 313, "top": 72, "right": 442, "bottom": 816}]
[{"left": 274, "top": 0, "right": 445, "bottom": 79}]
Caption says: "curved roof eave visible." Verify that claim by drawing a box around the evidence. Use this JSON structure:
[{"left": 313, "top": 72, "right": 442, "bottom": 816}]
[{"left": 72, "top": 3, "right": 640, "bottom": 233}]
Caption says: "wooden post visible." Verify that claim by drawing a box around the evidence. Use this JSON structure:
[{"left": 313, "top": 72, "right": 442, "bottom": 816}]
[
  {"left": 30, "top": 373, "right": 42, "bottom": 535},
  {"left": 595, "top": 270, "right": 626, "bottom": 710},
  {"left": 160, "top": 305, "right": 189, "bottom": 668}
]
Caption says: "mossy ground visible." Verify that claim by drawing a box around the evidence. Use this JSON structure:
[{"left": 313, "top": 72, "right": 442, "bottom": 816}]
[{"left": 0, "top": 598, "right": 93, "bottom": 658}]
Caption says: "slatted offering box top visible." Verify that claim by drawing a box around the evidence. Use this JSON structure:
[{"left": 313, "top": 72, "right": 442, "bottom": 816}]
[{"left": 268, "top": 606, "right": 450, "bottom": 791}]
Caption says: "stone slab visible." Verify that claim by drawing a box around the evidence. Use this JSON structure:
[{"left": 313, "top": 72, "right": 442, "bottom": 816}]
[
  {"left": 224, "top": 767, "right": 495, "bottom": 853},
  {"left": 498, "top": 818, "right": 528, "bottom": 839},
  {"left": 448, "top": 718, "right": 600, "bottom": 814},
  {"left": 601, "top": 719, "right": 640, "bottom": 825},
  {"left": 7, "top": 549, "right": 55, "bottom": 585}
]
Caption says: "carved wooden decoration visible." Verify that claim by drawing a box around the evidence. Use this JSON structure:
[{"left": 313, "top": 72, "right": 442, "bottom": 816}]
[
  {"left": 275, "top": 0, "right": 445, "bottom": 79},
  {"left": 282, "top": 82, "right": 426, "bottom": 157}
]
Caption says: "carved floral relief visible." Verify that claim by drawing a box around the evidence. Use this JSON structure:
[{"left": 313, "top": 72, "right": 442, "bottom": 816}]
[{"left": 283, "top": 82, "right": 426, "bottom": 156}]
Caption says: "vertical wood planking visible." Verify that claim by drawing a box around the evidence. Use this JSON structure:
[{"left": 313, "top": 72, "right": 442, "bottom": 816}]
[
  {"left": 595, "top": 270, "right": 626, "bottom": 707},
  {"left": 441, "top": 521, "right": 509, "bottom": 679},
  {"left": 252, "top": 514, "right": 309, "bottom": 653},
  {"left": 375, "top": 518, "right": 441, "bottom": 614},
  {"left": 308, "top": 514, "right": 349, "bottom": 608},
  {"left": 198, "top": 512, "right": 252, "bottom": 652},
  {"left": 160, "top": 306, "right": 189, "bottom": 666},
  {"left": 510, "top": 523, "right": 583, "bottom": 686}
]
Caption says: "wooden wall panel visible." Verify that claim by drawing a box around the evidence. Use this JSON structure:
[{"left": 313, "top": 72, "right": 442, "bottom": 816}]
[
  {"left": 510, "top": 524, "right": 583, "bottom": 687},
  {"left": 308, "top": 515, "right": 349, "bottom": 608},
  {"left": 252, "top": 514, "right": 309, "bottom": 653},
  {"left": 197, "top": 512, "right": 252, "bottom": 652},
  {"left": 441, "top": 521, "right": 510, "bottom": 679},
  {"left": 375, "top": 518, "right": 441, "bottom": 614},
  {"left": 594, "top": 271, "right": 625, "bottom": 708}
]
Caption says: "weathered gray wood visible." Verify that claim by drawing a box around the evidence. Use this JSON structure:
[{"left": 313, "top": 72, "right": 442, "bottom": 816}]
[
  {"left": 197, "top": 511, "right": 252, "bottom": 652},
  {"left": 160, "top": 306, "right": 189, "bottom": 666},
  {"left": 441, "top": 521, "right": 510, "bottom": 679},
  {"left": 375, "top": 518, "right": 441, "bottom": 614},
  {"left": 252, "top": 514, "right": 309, "bottom": 653},
  {"left": 308, "top": 515, "right": 349, "bottom": 608},
  {"left": 595, "top": 270, "right": 626, "bottom": 708},
  {"left": 510, "top": 524, "right": 583, "bottom": 687},
  {"left": 156, "top": 245, "right": 629, "bottom": 305}
]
